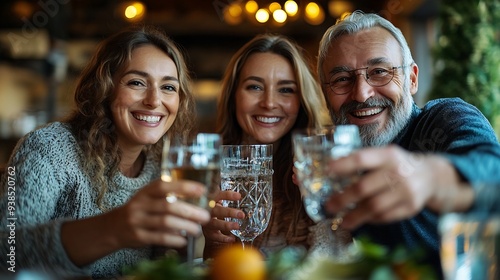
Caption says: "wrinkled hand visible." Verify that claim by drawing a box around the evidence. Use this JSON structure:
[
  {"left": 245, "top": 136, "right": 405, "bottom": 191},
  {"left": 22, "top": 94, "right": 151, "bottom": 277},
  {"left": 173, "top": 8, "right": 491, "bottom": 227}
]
[
  {"left": 109, "top": 179, "right": 211, "bottom": 249},
  {"left": 324, "top": 145, "right": 469, "bottom": 230},
  {"left": 202, "top": 190, "right": 244, "bottom": 244}
]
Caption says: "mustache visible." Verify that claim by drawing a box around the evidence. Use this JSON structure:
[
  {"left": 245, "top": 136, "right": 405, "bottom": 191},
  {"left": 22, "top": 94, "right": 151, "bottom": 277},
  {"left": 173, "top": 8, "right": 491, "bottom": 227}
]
[{"left": 340, "top": 97, "right": 394, "bottom": 113}]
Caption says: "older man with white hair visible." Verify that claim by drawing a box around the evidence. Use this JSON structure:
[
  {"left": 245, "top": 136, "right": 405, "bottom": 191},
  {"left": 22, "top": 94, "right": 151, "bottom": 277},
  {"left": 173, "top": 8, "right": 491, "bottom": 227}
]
[{"left": 318, "top": 11, "right": 500, "bottom": 277}]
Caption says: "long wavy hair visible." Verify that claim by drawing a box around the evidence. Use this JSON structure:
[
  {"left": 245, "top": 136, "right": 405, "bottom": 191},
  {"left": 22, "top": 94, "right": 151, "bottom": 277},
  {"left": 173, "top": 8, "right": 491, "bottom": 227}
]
[
  {"left": 66, "top": 25, "right": 195, "bottom": 208},
  {"left": 217, "top": 34, "right": 332, "bottom": 245}
]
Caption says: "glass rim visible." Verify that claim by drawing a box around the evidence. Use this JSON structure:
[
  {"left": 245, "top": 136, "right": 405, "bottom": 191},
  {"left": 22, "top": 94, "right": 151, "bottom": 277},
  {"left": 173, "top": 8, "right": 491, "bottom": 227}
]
[
  {"left": 221, "top": 144, "right": 273, "bottom": 148},
  {"left": 292, "top": 125, "right": 358, "bottom": 134}
]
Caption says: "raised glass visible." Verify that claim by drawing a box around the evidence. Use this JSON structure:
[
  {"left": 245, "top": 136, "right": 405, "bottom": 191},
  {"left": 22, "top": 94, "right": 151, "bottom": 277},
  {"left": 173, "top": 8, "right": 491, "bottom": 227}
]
[
  {"left": 293, "top": 125, "right": 361, "bottom": 260},
  {"left": 162, "top": 133, "right": 222, "bottom": 264},
  {"left": 220, "top": 144, "right": 273, "bottom": 249},
  {"left": 439, "top": 183, "right": 500, "bottom": 280}
]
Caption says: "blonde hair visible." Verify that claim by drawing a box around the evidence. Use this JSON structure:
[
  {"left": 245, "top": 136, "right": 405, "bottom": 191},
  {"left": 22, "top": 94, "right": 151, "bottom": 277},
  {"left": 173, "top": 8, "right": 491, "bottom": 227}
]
[
  {"left": 218, "top": 34, "right": 331, "bottom": 142},
  {"left": 216, "top": 34, "right": 331, "bottom": 245}
]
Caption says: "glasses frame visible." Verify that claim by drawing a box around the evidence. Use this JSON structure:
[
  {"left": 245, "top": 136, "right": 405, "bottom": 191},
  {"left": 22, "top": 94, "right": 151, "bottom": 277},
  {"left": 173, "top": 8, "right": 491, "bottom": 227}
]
[{"left": 325, "top": 65, "right": 408, "bottom": 95}]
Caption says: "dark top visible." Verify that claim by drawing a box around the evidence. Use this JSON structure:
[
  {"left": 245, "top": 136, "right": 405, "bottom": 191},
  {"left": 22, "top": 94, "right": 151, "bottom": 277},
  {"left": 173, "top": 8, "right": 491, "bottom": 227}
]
[{"left": 354, "top": 98, "right": 500, "bottom": 278}]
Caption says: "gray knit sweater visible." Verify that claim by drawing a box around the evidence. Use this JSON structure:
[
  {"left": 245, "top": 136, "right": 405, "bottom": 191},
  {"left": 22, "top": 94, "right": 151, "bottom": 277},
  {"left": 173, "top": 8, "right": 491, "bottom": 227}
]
[{"left": 0, "top": 122, "right": 160, "bottom": 278}]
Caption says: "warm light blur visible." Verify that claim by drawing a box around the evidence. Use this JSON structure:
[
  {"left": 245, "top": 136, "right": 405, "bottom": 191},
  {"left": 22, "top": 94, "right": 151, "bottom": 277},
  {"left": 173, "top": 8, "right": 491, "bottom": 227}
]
[
  {"left": 305, "top": 2, "right": 320, "bottom": 18},
  {"left": 273, "top": 9, "right": 287, "bottom": 23},
  {"left": 228, "top": 0, "right": 329, "bottom": 26},
  {"left": 124, "top": 2, "right": 145, "bottom": 21},
  {"left": 224, "top": 2, "right": 243, "bottom": 25},
  {"left": 269, "top": 2, "right": 281, "bottom": 12},
  {"left": 328, "top": 0, "right": 354, "bottom": 17},
  {"left": 12, "top": 1, "right": 34, "bottom": 18},
  {"left": 340, "top": 11, "right": 351, "bottom": 20},
  {"left": 124, "top": 6, "right": 137, "bottom": 18},
  {"left": 255, "top": 8, "right": 270, "bottom": 23},
  {"left": 304, "top": 2, "right": 324, "bottom": 25},
  {"left": 245, "top": 0, "right": 259, "bottom": 14},
  {"left": 284, "top": 0, "right": 298, "bottom": 16},
  {"left": 228, "top": 3, "right": 243, "bottom": 17},
  {"left": 193, "top": 79, "right": 221, "bottom": 100}
]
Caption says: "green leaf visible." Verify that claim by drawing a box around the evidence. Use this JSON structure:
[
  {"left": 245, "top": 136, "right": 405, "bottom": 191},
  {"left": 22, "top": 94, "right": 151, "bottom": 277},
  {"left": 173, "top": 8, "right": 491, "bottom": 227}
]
[{"left": 123, "top": 253, "right": 207, "bottom": 280}]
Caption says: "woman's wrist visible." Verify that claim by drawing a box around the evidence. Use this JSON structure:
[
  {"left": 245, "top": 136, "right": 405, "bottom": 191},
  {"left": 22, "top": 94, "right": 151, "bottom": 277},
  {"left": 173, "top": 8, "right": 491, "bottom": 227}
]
[{"left": 61, "top": 212, "right": 122, "bottom": 267}]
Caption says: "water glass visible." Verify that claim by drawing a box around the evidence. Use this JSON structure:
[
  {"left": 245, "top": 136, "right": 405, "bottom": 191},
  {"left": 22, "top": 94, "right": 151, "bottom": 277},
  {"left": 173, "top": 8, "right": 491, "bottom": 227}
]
[
  {"left": 293, "top": 125, "right": 361, "bottom": 224},
  {"left": 293, "top": 125, "right": 361, "bottom": 260},
  {"left": 439, "top": 183, "right": 500, "bottom": 280},
  {"left": 220, "top": 144, "right": 273, "bottom": 249}
]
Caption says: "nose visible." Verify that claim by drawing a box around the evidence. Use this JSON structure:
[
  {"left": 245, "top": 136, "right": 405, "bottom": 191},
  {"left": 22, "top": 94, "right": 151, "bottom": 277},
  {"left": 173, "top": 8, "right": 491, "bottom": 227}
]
[
  {"left": 260, "top": 89, "right": 277, "bottom": 109},
  {"left": 143, "top": 87, "right": 161, "bottom": 108},
  {"left": 350, "top": 71, "right": 375, "bottom": 103}
]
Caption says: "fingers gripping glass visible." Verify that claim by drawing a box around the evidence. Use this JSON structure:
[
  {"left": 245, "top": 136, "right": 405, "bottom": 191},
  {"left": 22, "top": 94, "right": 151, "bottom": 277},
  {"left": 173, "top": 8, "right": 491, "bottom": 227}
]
[{"left": 326, "top": 65, "right": 407, "bottom": 95}]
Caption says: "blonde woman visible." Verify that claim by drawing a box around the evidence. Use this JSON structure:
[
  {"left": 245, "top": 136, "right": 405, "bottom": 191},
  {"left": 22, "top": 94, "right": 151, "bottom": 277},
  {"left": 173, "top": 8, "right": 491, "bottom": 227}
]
[{"left": 203, "top": 34, "right": 332, "bottom": 258}]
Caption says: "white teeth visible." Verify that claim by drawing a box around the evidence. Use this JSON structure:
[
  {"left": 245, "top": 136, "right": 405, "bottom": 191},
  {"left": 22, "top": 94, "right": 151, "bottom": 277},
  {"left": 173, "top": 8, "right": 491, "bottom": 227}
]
[
  {"left": 353, "top": 108, "right": 383, "bottom": 117},
  {"left": 256, "top": 116, "right": 280, "bottom": 123},
  {"left": 134, "top": 114, "right": 161, "bottom": 123}
]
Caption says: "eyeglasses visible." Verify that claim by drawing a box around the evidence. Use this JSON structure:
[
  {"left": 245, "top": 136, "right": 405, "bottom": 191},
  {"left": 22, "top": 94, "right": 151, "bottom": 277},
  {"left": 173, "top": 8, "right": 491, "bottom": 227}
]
[{"left": 325, "top": 65, "right": 407, "bottom": 95}]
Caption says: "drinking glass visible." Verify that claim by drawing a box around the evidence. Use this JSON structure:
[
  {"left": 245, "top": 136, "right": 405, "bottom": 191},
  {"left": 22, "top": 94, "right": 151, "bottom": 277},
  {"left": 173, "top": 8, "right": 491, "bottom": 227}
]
[
  {"left": 161, "top": 133, "right": 222, "bottom": 264},
  {"left": 220, "top": 144, "right": 273, "bottom": 249},
  {"left": 439, "top": 183, "right": 500, "bottom": 280},
  {"left": 293, "top": 125, "right": 361, "bottom": 260}
]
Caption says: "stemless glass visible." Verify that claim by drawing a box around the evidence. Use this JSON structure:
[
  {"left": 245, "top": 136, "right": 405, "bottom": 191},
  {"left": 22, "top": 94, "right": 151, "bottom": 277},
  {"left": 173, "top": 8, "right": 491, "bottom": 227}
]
[
  {"left": 293, "top": 125, "right": 361, "bottom": 260},
  {"left": 162, "top": 133, "right": 222, "bottom": 264},
  {"left": 220, "top": 144, "right": 273, "bottom": 249}
]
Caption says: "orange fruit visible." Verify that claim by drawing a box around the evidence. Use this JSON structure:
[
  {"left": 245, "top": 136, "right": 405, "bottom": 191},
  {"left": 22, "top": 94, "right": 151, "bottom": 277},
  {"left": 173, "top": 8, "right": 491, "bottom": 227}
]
[{"left": 210, "top": 244, "right": 266, "bottom": 280}]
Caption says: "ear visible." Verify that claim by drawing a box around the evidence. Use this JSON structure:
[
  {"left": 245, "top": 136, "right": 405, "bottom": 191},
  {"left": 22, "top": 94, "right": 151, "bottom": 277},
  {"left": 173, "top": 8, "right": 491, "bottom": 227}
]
[{"left": 409, "top": 63, "right": 419, "bottom": 96}]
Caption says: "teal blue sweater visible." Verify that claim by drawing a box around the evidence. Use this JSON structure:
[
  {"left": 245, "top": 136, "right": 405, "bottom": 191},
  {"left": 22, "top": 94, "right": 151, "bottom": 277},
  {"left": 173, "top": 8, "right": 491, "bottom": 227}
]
[
  {"left": 354, "top": 98, "right": 500, "bottom": 278},
  {"left": 0, "top": 122, "right": 160, "bottom": 278}
]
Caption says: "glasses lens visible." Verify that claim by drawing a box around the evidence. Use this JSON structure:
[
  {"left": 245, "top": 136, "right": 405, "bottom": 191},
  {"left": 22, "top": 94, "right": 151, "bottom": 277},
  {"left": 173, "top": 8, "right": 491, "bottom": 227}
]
[
  {"left": 329, "top": 72, "right": 354, "bottom": 95},
  {"left": 365, "top": 66, "right": 394, "bottom": 87},
  {"left": 329, "top": 66, "right": 396, "bottom": 95}
]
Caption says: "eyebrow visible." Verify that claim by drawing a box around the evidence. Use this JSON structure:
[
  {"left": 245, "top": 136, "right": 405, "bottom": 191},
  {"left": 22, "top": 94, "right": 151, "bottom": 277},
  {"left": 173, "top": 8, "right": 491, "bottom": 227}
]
[
  {"left": 243, "top": 76, "right": 264, "bottom": 83},
  {"left": 328, "top": 57, "right": 394, "bottom": 75},
  {"left": 278, "top": 80, "right": 297, "bottom": 86},
  {"left": 243, "top": 76, "right": 297, "bottom": 85},
  {"left": 123, "top": 70, "right": 179, "bottom": 82}
]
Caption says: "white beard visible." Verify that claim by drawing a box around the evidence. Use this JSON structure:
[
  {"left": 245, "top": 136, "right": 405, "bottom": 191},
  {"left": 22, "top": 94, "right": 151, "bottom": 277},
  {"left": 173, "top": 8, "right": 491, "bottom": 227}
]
[{"left": 333, "top": 93, "right": 413, "bottom": 147}]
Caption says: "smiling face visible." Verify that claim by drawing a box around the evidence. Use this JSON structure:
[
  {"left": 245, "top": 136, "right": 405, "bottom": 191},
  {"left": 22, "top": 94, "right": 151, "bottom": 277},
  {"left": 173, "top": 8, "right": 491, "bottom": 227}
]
[
  {"left": 111, "top": 44, "right": 179, "bottom": 151},
  {"left": 235, "top": 52, "right": 300, "bottom": 145},
  {"left": 321, "top": 27, "right": 418, "bottom": 146}
]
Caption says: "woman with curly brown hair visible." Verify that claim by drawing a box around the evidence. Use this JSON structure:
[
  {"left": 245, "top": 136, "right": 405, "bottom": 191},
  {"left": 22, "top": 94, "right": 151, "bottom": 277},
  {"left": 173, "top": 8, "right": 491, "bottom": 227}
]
[{"left": 0, "top": 26, "right": 210, "bottom": 278}]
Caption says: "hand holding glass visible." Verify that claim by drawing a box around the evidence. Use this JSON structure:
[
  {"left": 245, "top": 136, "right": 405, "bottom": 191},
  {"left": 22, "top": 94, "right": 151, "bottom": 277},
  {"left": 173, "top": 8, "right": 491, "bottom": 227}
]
[
  {"left": 162, "top": 133, "right": 221, "bottom": 264},
  {"left": 220, "top": 144, "right": 273, "bottom": 249},
  {"left": 293, "top": 125, "right": 361, "bottom": 259}
]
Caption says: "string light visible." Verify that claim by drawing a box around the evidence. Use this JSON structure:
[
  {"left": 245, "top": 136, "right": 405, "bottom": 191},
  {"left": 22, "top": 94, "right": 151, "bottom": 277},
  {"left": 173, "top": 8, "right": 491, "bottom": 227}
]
[
  {"left": 273, "top": 9, "right": 287, "bottom": 23},
  {"left": 122, "top": 2, "right": 145, "bottom": 22},
  {"left": 245, "top": 0, "right": 259, "bottom": 14},
  {"left": 304, "top": 2, "right": 324, "bottom": 25},
  {"left": 328, "top": 0, "right": 354, "bottom": 17},
  {"left": 224, "top": 2, "right": 243, "bottom": 25},
  {"left": 255, "top": 8, "right": 270, "bottom": 23},
  {"left": 224, "top": 1, "right": 342, "bottom": 26},
  {"left": 269, "top": 2, "right": 281, "bottom": 12},
  {"left": 284, "top": 0, "right": 298, "bottom": 17}
]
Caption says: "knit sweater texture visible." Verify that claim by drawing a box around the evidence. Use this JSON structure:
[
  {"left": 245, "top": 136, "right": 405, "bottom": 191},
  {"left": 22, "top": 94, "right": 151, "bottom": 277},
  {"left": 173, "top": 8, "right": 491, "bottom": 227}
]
[{"left": 0, "top": 122, "right": 160, "bottom": 278}]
